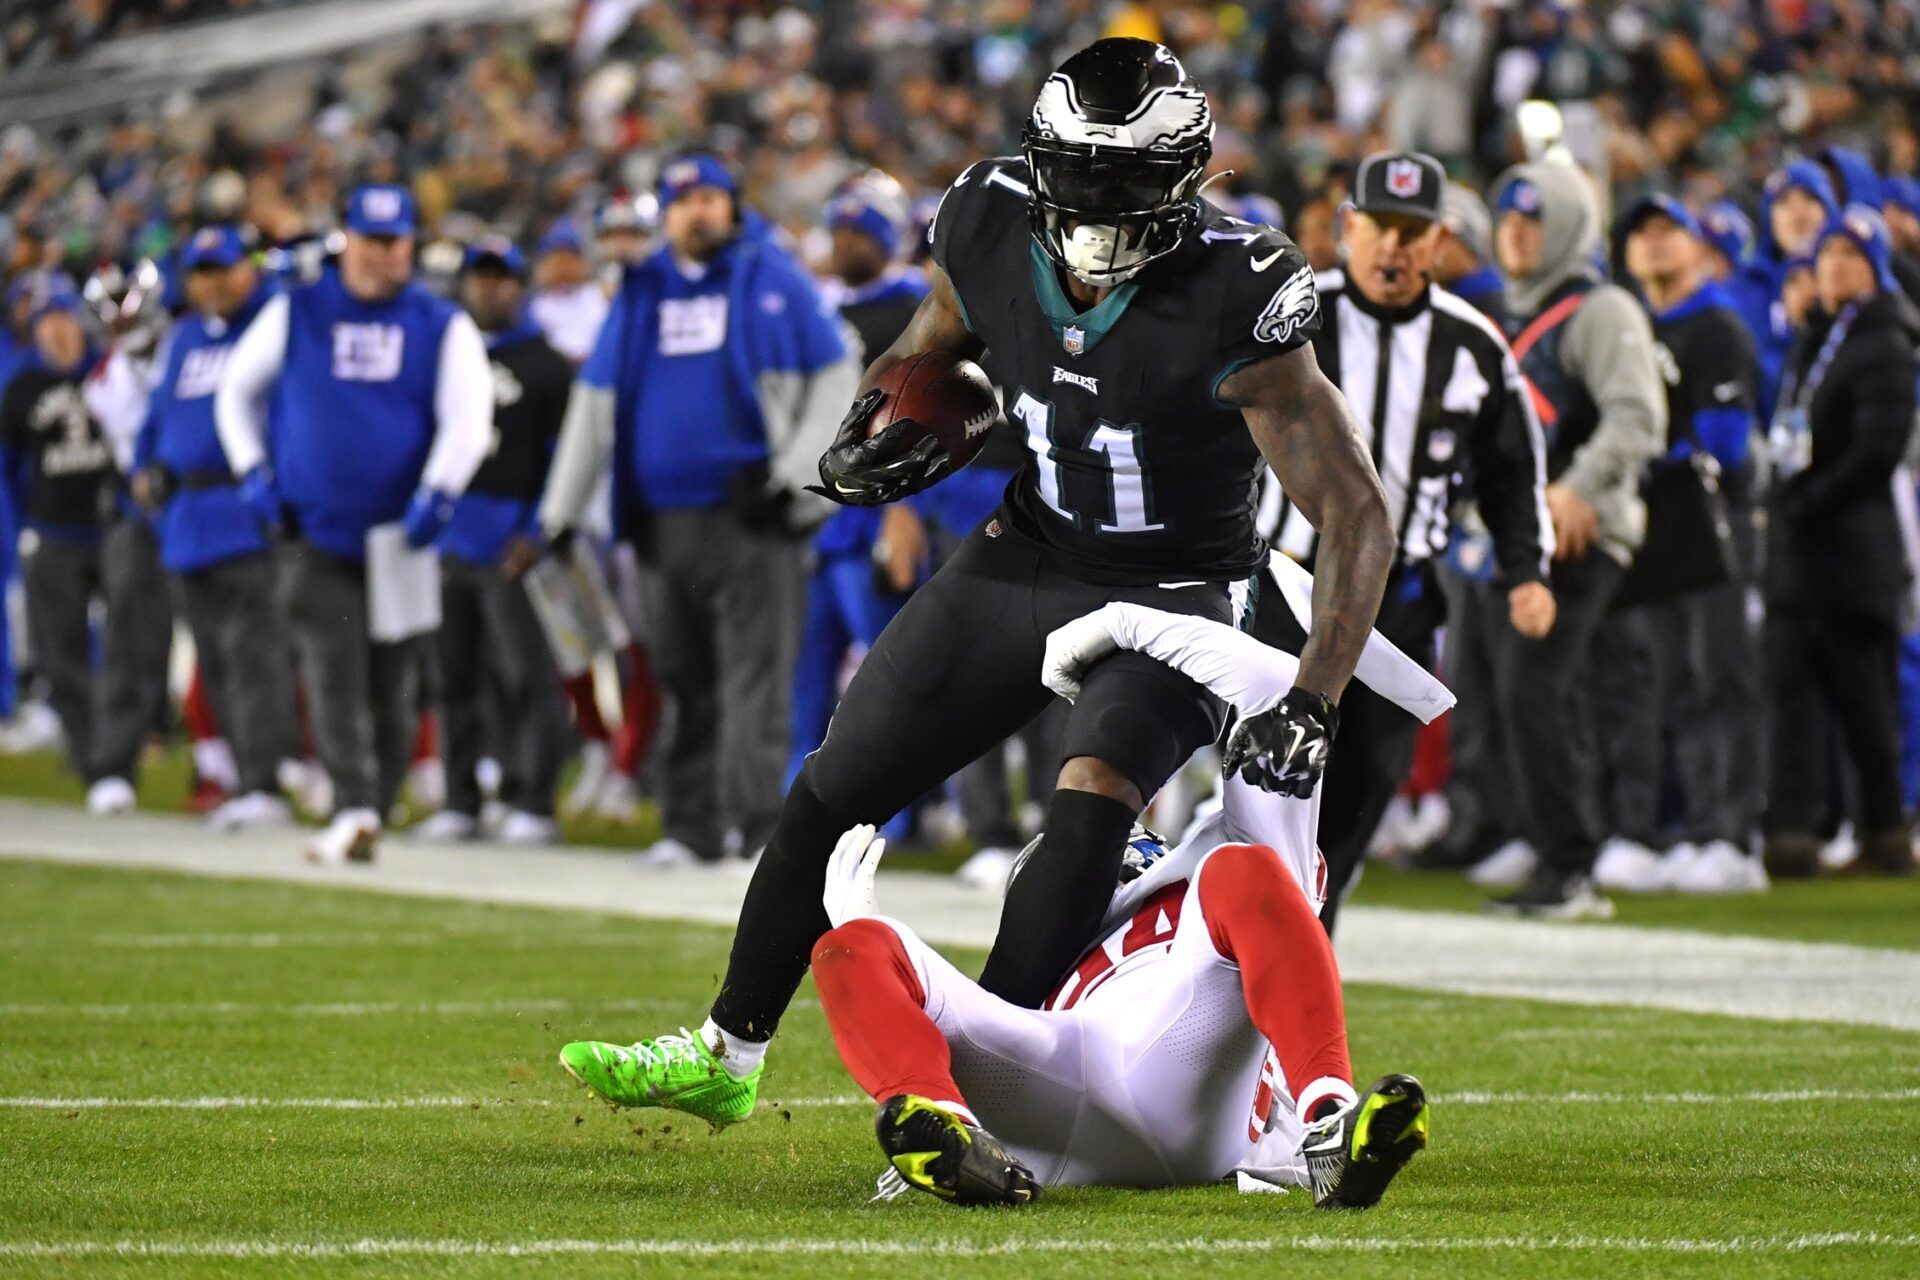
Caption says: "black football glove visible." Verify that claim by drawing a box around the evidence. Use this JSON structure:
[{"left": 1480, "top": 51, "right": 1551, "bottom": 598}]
[
  {"left": 807, "top": 389, "right": 955, "bottom": 508},
  {"left": 1220, "top": 687, "right": 1340, "bottom": 798}
]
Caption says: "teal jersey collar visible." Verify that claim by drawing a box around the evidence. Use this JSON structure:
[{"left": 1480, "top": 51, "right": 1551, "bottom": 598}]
[{"left": 1028, "top": 240, "right": 1140, "bottom": 355}]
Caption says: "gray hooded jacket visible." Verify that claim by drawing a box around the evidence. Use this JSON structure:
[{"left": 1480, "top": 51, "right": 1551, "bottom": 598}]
[{"left": 1491, "top": 161, "right": 1665, "bottom": 565}]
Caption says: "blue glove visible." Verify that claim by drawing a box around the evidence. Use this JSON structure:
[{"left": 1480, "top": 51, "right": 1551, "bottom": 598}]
[
  {"left": 237, "top": 465, "right": 283, "bottom": 535},
  {"left": 401, "top": 487, "right": 456, "bottom": 549}
]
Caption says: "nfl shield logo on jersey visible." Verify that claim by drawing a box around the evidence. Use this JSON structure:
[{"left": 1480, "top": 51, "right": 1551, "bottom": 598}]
[
  {"left": 1386, "top": 159, "right": 1424, "bottom": 199},
  {"left": 1062, "top": 324, "right": 1086, "bottom": 355}
]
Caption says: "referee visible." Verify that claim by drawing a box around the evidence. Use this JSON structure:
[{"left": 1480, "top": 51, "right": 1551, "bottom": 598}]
[{"left": 1264, "top": 151, "right": 1553, "bottom": 930}]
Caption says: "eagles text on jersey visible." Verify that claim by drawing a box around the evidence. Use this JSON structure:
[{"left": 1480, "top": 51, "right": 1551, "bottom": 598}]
[{"left": 929, "top": 157, "right": 1319, "bottom": 585}]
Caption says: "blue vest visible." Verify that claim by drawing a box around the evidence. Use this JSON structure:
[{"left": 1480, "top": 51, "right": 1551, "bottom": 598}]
[
  {"left": 273, "top": 270, "right": 456, "bottom": 559},
  {"left": 145, "top": 288, "right": 274, "bottom": 572}
]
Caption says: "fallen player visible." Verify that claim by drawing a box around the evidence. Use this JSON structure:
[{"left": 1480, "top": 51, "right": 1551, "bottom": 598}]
[{"left": 808, "top": 599, "right": 1453, "bottom": 1208}]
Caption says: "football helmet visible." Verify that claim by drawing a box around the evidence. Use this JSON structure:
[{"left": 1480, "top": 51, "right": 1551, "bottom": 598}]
[
  {"left": 1023, "top": 38, "right": 1214, "bottom": 286},
  {"left": 83, "top": 259, "right": 168, "bottom": 354}
]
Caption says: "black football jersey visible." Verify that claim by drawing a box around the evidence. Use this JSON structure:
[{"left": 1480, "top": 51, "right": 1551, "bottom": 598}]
[
  {"left": 930, "top": 157, "right": 1320, "bottom": 584},
  {"left": 467, "top": 332, "right": 574, "bottom": 502}
]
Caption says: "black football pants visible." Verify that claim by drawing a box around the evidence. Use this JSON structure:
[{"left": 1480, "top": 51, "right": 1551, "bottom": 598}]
[{"left": 711, "top": 513, "right": 1243, "bottom": 1041}]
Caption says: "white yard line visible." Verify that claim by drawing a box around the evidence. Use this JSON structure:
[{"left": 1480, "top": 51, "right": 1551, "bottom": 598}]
[
  {"left": 0, "top": 1233, "right": 1914, "bottom": 1259},
  {"left": 2, "top": 799, "right": 1918, "bottom": 1031},
  {"left": 6, "top": 1087, "right": 1918, "bottom": 1111}
]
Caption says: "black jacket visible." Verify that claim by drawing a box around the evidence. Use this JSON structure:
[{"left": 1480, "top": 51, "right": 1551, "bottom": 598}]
[{"left": 1769, "top": 290, "right": 1920, "bottom": 619}]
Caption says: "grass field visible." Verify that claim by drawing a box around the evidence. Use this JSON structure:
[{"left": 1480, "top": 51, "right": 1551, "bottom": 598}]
[{"left": 3, "top": 855, "right": 1919, "bottom": 1279}]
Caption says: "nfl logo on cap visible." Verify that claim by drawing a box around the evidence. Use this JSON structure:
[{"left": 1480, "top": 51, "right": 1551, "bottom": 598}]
[
  {"left": 1386, "top": 160, "right": 1424, "bottom": 199},
  {"left": 664, "top": 160, "right": 700, "bottom": 187},
  {"left": 1063, "top": 324, "right": 1086, "bottom": 355},
  {"left": 363, "top": 189, "right": 402, "bottom": 222}
]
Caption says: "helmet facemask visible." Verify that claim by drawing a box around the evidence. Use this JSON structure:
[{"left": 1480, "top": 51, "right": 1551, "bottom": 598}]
[{"left": 1023, "top": 134, "right": 1209, "bottom": 286}]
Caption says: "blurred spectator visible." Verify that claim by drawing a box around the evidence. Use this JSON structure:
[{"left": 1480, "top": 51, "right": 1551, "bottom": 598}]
[
  {"left": 1755, "top": 163, "right": 1840, "bottom": 421},
  {"left": 1473, "top": 160, "right": 1664, "bottom": 918},
  {"left": 538, "top": 154, "right": 857, "bottom": 867},
  {"left": 215, "top": 184, "right": 493, "bottom": 864},
  {"left": 415, "top": 237, "right": 575, "bottom": 846},
  {"left": 787, "top": 183, "right": 927, "bottom": 821},
  {"left": 67, "top": 259, "right": 173, "bottom": 813},
  {"left": 1595, "top": 195, "right": 1765, "bottom": 895},
  {"left": 134, "top": 225, "right": 301, "bottom": 829},
  {"left": 1763, "top": 206, "right": 1919, "bottom": 878},
  {"left": 529, "top": 220, "right": 609, "bottom": 364},
  {"left": 0, "top": 282, "right": 132, "bottom": 797},
  {"left": 595, "top": 192, "right": 659, "bottom": 286}
]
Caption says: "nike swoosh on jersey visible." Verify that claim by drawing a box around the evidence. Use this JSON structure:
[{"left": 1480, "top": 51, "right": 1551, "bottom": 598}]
[{"left": 1250, "top": 249, "right": 1286, "bottom": 272}]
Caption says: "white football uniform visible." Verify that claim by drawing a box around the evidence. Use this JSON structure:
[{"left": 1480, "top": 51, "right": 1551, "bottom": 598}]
[{"left": 867, "top": 596, "right": 1451, "bottom": 1190}]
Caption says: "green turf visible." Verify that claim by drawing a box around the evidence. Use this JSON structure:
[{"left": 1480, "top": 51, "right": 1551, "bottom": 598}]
[{"left": 2, "top": 859, "right": 1918, "bottom": 1279}]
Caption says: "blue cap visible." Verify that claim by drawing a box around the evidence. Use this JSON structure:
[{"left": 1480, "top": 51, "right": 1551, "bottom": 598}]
[
  {"left": 1496, "top": 178, "right": 1543, "bottom": 218},
  {"left": 1884, "top": 176, "right": 1920, "bottom": 220},
  {"left": 827, "top": 190, "right": 902, "bottom": 259},
  {"left": 536, "top": 220, "right": 585, "bottom": 257},
  {"left": 27, "top": 281, "right": 84, "bottom": 327},
  {"left": 1819, "top": 203, "right": 1899, "bottom": 291},
  {"left": 463, "top": 233, "right": 527, "bottom": 277},
  {"left": 657, "top": 154, "right": 737, "bottom": 207},
  {"left": 1620, "top": 193, "right": 1702, "bottom": 240},
  {"left": 183, "top": 224, "right": 248, "bottom": 269},
  {"left": 344, "top": 184, "right": 417, "bottom": 237},
  {"left": 1699, "top": 200, "right": 1755, "bottom": 266}
]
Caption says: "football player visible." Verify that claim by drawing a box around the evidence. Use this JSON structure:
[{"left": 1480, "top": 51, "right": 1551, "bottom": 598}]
[
  {"left": 813, "top": 591, "right": 1445, "bottom": 1207},
  {"left": 559, "top": 38, "right": 1393, "bottom": 1129}
]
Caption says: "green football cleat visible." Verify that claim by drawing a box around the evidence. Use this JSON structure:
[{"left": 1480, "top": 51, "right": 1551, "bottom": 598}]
[
  {"left": 1303, "top": 1073, "right": 1430, "bottom": 1209},
  {"left": 557, "top": 1028, "right": 760, "bottom": 1127},
  {"left": 875, "top": 1095, "right": 1039, "bottom": 1207}
]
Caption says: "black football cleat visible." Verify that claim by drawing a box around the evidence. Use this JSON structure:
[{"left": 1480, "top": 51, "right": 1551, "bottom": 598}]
[
  {"left": 1303, "top": 1073, "right": 1430, "bottom": 1209},
  {"left": 875, "top": 1095, "right": 1040, "bottom": 1208}
]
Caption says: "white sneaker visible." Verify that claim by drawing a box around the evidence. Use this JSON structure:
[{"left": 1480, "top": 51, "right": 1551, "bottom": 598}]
[
  {"left": 406, "top": 757, "right": 446, "bottom": 813},
  {"left": 593, "top": 770, "right": 641, "bottom": 824},
  {"left": 192, "top": 737, "right": 240, "bottom": 793},
  {"left": 0, "top": 700, "right": 65, "bottom": 754},
  {"left": 1671, "top": 839, "right": 1770, "bottom": 894},
  {"left": 412, "top": 810, "right": 479, "bottom": 842},
  {"left": 479, "top": 798, "right": 512, "bottom": 835},
  {"left": 1404, "top": 792, "right": 1451, "bottom": 850},
  {"left": 86, "top": 777, "right": 136, "bottom": 816},
  {"left": 955, "top": 846, "right": 1019, "bottom": 894},
  {"left": 1467, "top": 839, "right": 1538, "bottom": 889},
  {"left": 495, "top": 810, "right": 560, "bottom": 845},
  {"left": 207, "top": 791, "right": 293, "bottom": 832},
  {"left": 278, "top": 758, "right": 334, "bottom": 818},
  {"left": 306, "top": 808, "right": 381, "bottom": 864},
  {"left": 1660, "top": 841, "right": 1702, "bottom": 885},
  {"left": 1819, "top": 822, "right": 1859, "bottom": 871},
  {"left": 1367, "top": 795, "right": 1417, "bottom": 859},
  {"left": 563, "top": 741, "right": 612, "bottom": 817},
  {"left": 631, "top": 837, "right": 704, "bottom": 870},
  {"left": 1592, "top": 836, "right": 1668, "bottom": 893}
]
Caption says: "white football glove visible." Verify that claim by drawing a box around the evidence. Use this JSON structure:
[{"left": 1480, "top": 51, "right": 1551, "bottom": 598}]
[
  {"left": 822, "top": 822, "right": 886, "bottom": 927},
  {"left": 1041, "top": 608, "right": 1122, "bottom": 703}
]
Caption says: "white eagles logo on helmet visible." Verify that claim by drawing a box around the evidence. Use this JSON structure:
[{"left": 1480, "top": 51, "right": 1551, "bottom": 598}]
[{"left": 1031, "top": 74, "right": 1212, "bottom": 151}]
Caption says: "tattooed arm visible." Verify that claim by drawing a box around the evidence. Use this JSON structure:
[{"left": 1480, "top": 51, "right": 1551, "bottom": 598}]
[{"left": 1219, "top": 342, "right": 1393, "bottom": 702}]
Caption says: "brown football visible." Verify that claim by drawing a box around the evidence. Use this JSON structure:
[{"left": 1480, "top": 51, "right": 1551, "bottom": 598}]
[{"left": 868, "top": 349, "right": 999, "bottom": 475}]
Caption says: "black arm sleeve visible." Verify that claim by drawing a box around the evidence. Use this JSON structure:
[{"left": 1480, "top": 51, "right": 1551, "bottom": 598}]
[{"left": 1470, "top": 338, "right": 1552, "bottom": 586}]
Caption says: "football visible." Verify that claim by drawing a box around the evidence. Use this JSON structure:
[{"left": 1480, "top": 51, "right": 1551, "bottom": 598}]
[{"left": 869, "top": 349, "right": 1000, "bottom": 474}]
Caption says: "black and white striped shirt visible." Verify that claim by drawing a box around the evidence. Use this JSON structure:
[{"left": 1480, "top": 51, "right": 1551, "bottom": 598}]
[{"left": 1264, "top": 271, "right": 1552, "bottom": 586}]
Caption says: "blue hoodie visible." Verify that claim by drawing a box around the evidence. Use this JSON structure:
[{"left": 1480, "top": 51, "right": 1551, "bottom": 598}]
[
  {"left": 1754, "top": 161, "right": 1842, "bottom": 421},
  {"left": 1818, "top": 145, "right": 1884, "bottom": 211}
]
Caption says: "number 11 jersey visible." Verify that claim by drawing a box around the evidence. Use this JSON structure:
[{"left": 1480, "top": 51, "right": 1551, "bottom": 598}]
[{"left": 929, "top": 157, "right": 1321, "bottom": 585}]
